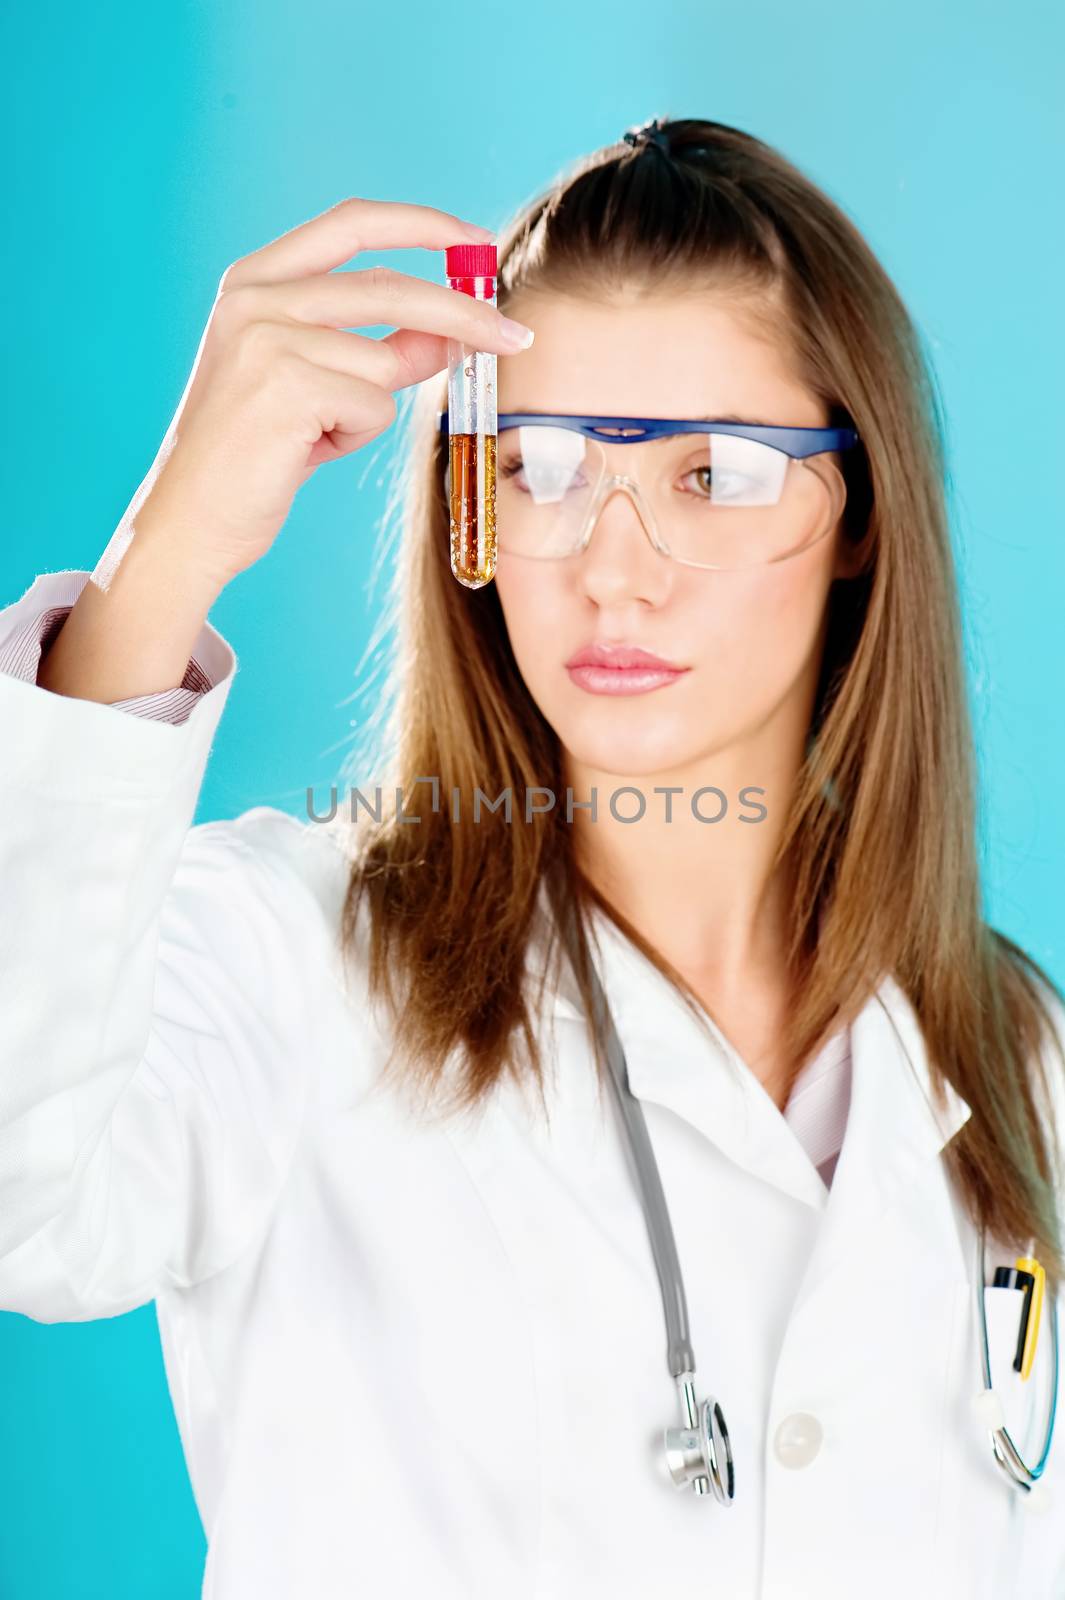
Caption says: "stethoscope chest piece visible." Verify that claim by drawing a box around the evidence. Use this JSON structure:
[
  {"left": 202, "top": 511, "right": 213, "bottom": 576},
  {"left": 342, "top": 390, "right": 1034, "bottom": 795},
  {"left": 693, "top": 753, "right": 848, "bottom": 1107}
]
[{"left": 664, "top": 1377, "right": 736, "bottom": 1503}]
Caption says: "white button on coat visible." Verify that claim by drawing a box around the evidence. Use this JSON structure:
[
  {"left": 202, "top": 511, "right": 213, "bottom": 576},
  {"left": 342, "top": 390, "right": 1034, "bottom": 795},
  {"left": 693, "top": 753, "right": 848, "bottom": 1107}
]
[
  {"left": 773, "top": 1413, "right": 824, "bottom": 1469},
  {"left": 1, "top": 570, "right": 1064, "bottom": 1600}
]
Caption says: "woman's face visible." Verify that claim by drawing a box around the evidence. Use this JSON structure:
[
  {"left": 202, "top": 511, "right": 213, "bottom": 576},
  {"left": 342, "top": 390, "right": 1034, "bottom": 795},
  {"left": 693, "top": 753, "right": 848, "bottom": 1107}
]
[{"left": 493, "top": 285, "right": 860, "bottom": 783}]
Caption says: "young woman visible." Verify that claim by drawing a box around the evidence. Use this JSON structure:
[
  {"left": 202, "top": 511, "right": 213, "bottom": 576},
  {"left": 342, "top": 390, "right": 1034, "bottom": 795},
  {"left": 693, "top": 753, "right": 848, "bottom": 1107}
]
[{"left": 1, "top": 117, "right": 1062, "bottom": 1597}]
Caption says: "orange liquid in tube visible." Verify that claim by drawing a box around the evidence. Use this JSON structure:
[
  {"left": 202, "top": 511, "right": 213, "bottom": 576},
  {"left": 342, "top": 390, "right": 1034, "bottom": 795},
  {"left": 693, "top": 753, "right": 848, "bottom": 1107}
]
[{"left": 444, "top": 243, "right": 497, "bottom": 588}]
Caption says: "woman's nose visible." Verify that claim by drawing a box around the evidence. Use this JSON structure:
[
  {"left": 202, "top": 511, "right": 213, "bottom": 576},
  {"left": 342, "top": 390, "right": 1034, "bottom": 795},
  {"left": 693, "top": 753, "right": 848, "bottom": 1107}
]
[
  {"left": 574, "top": 477, "right": 672, "bottom": 600},
  {"left": 582, "top": 476, "right": 664, "bottom": 552}
]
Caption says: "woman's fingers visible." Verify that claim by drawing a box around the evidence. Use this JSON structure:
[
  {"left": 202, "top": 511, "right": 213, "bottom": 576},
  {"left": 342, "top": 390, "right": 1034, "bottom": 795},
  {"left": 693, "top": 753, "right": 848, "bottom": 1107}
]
[
  {"left": 245, "top": 322, "right": 453, "bottom": 395},
  {"left": 220, "top": 196, "right": 494, "bottom": 290},
  {"left": 246, "top": 323, "right": 404, "bottom": 389},
  {"left": 216, "top": 268, "right": 529, "bottom": 355},
  {"left": 289, "top": 361, "right": 402, "bottom": 462},
  {"left": 380, "top": 326, "right": 456, "bottom": 389}
]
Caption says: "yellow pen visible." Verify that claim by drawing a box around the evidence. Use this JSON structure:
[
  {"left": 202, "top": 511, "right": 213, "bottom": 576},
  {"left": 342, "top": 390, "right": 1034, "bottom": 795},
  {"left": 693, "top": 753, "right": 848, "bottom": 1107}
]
[{"left": 1014, "top": 1253, "right": 1046, "bottom": 1382}]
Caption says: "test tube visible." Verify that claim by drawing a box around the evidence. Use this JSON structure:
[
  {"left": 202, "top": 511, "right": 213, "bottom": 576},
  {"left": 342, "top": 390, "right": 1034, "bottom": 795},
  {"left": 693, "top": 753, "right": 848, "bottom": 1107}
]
[{"left": 444, "top": 243, "right": 497, "bottom": 588}]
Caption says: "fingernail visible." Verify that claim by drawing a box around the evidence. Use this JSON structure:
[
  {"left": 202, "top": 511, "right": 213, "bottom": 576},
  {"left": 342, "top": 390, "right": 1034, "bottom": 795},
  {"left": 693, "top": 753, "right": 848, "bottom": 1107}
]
[
  {"left": 463, "top": 222, "right": 496, "bottom": 241},
  {"left": 499, "top": 316, "right": 535, "bottom": 350}
]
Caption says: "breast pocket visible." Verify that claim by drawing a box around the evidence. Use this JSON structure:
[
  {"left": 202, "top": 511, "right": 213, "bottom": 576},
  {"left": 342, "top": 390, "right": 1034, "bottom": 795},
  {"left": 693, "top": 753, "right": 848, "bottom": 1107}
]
[
  {"left": 982, "top": 1276, "right": 1057, "bottom": 1467},
  {"left": 936, "top": 1265, "right": 1064, "bottom": 1595}
]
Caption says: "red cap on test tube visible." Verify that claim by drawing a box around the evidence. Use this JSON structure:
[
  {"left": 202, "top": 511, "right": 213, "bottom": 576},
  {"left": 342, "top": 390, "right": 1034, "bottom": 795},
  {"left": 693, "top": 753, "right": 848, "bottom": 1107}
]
[{"left": 444, "top": 244, "right": 497, "bottom": 279}]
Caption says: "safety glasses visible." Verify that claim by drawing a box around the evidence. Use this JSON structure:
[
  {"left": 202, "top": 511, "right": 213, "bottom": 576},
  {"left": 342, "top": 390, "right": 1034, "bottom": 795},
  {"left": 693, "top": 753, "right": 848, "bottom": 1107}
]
[{"left": 436, "top": 411, "right": 861, "bottom": 572}]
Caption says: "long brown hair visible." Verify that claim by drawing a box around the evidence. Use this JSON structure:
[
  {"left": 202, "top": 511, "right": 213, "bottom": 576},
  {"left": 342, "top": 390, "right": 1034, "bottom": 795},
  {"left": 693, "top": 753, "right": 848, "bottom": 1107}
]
[{"left": 336, "top": 116, "right": 1065, "bottom": 1287}]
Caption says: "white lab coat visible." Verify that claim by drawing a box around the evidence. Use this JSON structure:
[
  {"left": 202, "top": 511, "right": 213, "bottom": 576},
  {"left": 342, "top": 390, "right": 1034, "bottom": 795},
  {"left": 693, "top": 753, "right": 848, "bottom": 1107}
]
[{"left": 1, "top": 570, "right": 1063, "bottom": 1600}]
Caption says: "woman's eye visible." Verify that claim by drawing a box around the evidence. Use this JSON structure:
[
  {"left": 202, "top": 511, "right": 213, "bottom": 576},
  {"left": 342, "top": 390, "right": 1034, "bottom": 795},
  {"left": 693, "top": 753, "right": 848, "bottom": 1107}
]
[
  {"left": 499, "top": 460, "right": 589, "bottom": 492},
  {"left": 682, "top": 467, "right": 753, "bottom": 502}
]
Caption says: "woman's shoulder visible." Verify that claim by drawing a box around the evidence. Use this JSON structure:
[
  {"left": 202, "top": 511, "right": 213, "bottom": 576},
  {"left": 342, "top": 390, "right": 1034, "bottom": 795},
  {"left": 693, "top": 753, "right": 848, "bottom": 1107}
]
[
  {"left": 183, "top": 803, "right": 352, "bottom": 908},
  {"left": 167, "top": 804, "right": 359, "bottom": 982}
]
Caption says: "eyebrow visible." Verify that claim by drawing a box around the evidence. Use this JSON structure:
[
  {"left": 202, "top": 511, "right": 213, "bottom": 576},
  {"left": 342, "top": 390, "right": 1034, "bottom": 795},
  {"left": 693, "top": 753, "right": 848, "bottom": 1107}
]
[
  {"left": 692, "top": 412, "right": 774, "bottom": 426},
  {"left": 504, "top": 407, "right": 772, "bottom": 426}
]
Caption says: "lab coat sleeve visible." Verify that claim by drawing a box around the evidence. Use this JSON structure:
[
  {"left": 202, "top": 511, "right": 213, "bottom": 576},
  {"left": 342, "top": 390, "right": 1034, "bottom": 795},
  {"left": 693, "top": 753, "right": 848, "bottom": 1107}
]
[
  {"left": 0, "top": 566, "right": 215, "bottom": 726},
  {"left": 0, "top": 570, "right": 315, "bottom": 1322}
]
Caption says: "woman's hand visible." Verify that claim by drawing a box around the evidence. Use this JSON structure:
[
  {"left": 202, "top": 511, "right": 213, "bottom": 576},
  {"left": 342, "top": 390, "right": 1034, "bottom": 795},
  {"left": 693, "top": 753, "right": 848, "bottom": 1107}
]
[
  {"left": 134, "top": 196, "right": 531, "bottom": 592},
  {"left": 36, "top": 199, "right": 532, "bottom": 708}
]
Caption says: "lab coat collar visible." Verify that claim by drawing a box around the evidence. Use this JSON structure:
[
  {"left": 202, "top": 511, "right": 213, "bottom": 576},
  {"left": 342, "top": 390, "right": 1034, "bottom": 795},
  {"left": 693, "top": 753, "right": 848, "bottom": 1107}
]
[{"left": 534, "top": 891, "right": 973, "bottom": 1226}]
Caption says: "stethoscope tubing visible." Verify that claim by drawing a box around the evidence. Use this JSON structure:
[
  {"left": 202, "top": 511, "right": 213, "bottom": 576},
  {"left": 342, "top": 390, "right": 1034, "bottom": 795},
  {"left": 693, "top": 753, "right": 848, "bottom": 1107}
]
[
  {"left": 558, "top": 894, "right": 732, "bottom": 1500},
  {"left": 586, "top": 940, "right": 697, "bottom": 1378}
]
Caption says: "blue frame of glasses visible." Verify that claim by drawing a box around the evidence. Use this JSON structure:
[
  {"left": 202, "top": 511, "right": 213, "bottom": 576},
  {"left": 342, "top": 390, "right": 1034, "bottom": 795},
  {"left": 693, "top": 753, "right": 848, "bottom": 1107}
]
[{"left": 435, "top": 410, "right": 861, "bottom": 459}]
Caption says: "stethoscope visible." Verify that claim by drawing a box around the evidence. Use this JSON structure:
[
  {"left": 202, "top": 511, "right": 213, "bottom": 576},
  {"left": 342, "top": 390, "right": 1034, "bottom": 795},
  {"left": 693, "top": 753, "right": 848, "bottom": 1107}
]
[{"left": 565, "top": 904, "right": 1060, "bottom": 1504}]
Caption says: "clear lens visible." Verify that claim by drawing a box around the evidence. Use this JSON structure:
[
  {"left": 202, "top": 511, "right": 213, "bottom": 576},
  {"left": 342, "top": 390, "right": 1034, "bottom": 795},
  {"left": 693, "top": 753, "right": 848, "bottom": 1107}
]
[{"left": 494, "top": 427, "right": 846, "bottom": 570}]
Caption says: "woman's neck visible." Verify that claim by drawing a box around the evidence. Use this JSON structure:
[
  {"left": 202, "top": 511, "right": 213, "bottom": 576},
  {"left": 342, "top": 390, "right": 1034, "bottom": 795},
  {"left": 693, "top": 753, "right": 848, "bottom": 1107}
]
[{"left": 566, "top": 739, "right": 806, "bottom": 1103}]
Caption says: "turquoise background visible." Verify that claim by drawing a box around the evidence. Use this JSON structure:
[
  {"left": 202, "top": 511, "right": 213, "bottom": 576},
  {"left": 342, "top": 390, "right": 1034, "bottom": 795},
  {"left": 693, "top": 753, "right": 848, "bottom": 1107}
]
[{"left": 2, "top": 0, "right": 1062, "bottom": 1592}]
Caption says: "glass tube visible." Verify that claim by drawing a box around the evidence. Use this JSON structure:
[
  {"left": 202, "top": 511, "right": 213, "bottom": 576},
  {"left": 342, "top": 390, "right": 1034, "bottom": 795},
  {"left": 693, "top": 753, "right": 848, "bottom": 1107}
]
[{"left": 444, "top": 243, "right": 497, "bottom": 588}]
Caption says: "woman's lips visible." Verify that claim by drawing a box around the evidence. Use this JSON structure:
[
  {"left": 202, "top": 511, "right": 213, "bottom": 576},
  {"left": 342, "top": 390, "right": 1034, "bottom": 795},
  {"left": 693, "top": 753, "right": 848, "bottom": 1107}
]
[
  {"left": 564, "top": 643, "right": 689, "bottom": 696},
  {"left": 565, "top": 662, "right": 690, "bottom": 696}
]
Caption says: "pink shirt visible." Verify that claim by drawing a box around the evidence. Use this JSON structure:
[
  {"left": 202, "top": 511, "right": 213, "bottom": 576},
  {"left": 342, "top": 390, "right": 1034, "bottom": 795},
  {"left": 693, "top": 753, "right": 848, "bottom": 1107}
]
[
  {"left": 0, "top": 593, "right": 211, "bottom": 726},
  {"left": 0, "top": 591, "right": 853, "bottom": 1185}
]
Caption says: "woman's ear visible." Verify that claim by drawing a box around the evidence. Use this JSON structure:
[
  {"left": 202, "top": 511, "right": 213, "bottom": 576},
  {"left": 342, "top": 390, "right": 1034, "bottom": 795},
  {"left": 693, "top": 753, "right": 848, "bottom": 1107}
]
[
  {"left": 833, "top": 525, "right": 874, "bottom": 580},
  {"left": 832, "top": 451, "right": 875, "bottom": 580}
]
